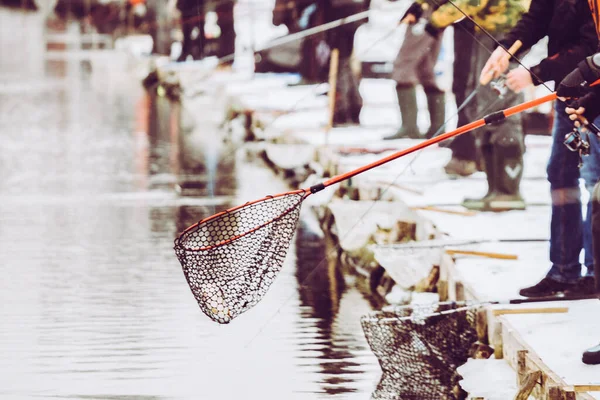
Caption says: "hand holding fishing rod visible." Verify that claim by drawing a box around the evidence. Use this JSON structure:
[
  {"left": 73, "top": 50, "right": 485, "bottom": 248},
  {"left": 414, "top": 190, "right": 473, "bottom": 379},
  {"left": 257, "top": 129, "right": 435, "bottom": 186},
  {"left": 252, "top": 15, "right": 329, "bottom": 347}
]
[
  {"left": 479, "top": 40, "right": 522, "bottom": 86},
  {"left": 557, "top": 53, "right": 600, "bottom": 134}
]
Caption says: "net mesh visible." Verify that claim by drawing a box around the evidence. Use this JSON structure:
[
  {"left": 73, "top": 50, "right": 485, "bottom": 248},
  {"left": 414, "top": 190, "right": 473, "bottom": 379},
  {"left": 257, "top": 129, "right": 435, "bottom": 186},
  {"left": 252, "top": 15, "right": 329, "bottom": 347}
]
[
  {"left": 361, "top": 302, "right": 479, "bottom": 400},
  {"left": 174, "top": 192, "right": 305, "bottom": 324}
]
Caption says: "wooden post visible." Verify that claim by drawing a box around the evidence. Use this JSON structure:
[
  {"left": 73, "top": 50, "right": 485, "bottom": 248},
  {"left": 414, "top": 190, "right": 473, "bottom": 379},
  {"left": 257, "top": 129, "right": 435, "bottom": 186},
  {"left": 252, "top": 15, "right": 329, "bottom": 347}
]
[
  {"left": 438, "top": 280, "right": 449, "bottom": 301},
  {"left": 455, "top": 281, "right": 465, "bottom": 301},
  {"left": 514, "top": 371, "right": 541, "bottom": 400},
  {"left": 326, "top": 48, "right": 340, "bottom": 137},
  {"left": 476, "top": 307, "right": 488, "bottom": 343},
  {"left": 517, "top": 349, "right": 528, "bottom": 386}
]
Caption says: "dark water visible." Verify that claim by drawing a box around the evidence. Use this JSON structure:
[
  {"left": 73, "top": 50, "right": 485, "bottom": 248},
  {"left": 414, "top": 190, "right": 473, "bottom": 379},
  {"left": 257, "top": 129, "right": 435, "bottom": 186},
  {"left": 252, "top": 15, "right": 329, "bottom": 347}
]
[{"left": 0, "top": 47, "right": 380, "bottom": 398}]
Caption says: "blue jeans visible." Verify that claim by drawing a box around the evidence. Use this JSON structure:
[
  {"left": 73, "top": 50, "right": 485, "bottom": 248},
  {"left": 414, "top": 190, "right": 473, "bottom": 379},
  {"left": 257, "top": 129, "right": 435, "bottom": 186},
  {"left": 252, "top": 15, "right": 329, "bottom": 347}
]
[{"left": 546, "top": 101, "right": 600, "bottom": 283}]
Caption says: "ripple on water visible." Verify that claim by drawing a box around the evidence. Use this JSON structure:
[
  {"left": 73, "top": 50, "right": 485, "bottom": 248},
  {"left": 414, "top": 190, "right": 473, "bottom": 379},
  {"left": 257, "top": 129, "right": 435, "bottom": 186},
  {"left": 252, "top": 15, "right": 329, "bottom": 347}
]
[{"left": 0, "top": 50, "right": 380, "bottom": 399}]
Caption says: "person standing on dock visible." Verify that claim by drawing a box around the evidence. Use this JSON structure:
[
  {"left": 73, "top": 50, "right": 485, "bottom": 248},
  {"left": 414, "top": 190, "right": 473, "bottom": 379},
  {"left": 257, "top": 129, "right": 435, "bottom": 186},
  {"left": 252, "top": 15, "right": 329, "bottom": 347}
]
[
  {"left": 481, "top": 0, "right": 600, "bottom": 298},
  {"left": 322, "top": 0, "right": 371, "bottom": 126},
  {"left": 388, "top": 0, "right": 529, "bottom": 212},
  {"left": 383, "top": 0, "right": 447, "bottom": 141},
  {"left": 271, "top": 0, "right": 327, "bottom": 83},
  {"left": 555, "top": 0, "right": 600, "bottom": 364}
]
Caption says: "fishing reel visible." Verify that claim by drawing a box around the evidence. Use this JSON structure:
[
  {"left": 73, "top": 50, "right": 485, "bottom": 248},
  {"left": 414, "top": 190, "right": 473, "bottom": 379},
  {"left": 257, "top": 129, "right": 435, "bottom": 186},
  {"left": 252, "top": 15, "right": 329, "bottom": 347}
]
[
  {"left": 490, "top": 75, "right": 509, "bottom": 98},
  {"left": 564, "top": 126, "right": 591, "bottom": 167}
]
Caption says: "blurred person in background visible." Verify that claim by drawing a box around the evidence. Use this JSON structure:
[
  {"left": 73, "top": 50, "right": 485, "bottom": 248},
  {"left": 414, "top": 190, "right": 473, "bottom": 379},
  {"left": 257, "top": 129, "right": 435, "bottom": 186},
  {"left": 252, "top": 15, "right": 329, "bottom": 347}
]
[
  {"left": 214, "top": 0, "right": 236, "bottom": 62},
  {"left": 383, "top": 0, "right": 447, "bottom": 140},
  {"left": 271, "top": 0, "right": 327, "bottom": 83},
  {"left": 388, "top": 0, "right": 528, "bottom": 212},
  {"left": 323, "top": 0, "right": 371, "bottom": 126},
  {"left": 176, "top": 0, "right": 205, "bottom": 61}
]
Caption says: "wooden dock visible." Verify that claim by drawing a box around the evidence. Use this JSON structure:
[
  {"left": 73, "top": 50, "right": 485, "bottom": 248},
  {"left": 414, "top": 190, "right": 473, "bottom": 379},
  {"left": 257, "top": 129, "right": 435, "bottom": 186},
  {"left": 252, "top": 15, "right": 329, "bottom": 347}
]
[{"left": 158, "top": 66, "right": 600, "bottom": 399}]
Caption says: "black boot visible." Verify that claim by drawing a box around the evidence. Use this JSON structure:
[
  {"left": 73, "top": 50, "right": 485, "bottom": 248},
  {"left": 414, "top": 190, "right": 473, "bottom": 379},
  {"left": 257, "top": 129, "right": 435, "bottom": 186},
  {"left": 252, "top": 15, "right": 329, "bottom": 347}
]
[
  {"left": 462, "top": 143, "right": 495, "bottom": 210},
  {"left": 484, "top": 142, "right": 526, "bottom": 211},
  {"left": 384, "top": 85, "right": 420, "bottom": 140},
  {"left": 424, "top": 88, "right": 446, "bottom": 139},
  {"left": 583, "top": 343, "right": 600, "bottom": 365},
  {"left": 519, "top": 277, "right": 575, "bottom": 297}
]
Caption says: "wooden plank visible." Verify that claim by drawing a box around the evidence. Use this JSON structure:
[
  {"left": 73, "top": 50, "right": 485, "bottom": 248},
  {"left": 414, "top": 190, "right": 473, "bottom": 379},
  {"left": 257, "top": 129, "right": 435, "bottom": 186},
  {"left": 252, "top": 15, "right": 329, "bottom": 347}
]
[
  {"left": 412, "top": 205, "right": 477, "bottom": 216},
  {"left": 445, "top": 249, "right": 519, "bottom": 260},
  {"left": 572, "top": 386, "right": 600, "bottom": 393},
  {"left": 492, "top": 307, "right": 569, "bottom": 316}
]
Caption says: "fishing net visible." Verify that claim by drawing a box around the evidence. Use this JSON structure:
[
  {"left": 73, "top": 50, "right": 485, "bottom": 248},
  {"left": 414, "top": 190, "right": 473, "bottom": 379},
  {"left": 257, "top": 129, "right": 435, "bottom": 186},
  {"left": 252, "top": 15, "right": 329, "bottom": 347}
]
[
  {"left": 174, "top": 192, "right": 305, "bottom": 324},
  {"left": 361, "top": 302, "right": 479, "bottom": 400}
]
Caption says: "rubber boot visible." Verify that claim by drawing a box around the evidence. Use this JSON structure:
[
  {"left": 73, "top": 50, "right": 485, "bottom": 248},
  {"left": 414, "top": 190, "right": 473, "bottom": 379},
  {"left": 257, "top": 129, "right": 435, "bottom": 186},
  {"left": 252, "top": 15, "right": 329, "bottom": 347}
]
[
  {"left": 592, "top": 181, "right": 600, "bottom": 293},
  {"left": 462, "top": 143, "right": 495, "bottom": 211},
  {"left": 484, "top": 143, "right": 526, "bottom": 211},
  {"left": 384, "top": 85, "right": 420, "bottom": 140},
  {"left": 424, "top": 88, "right": 446, "bottom": 139}
]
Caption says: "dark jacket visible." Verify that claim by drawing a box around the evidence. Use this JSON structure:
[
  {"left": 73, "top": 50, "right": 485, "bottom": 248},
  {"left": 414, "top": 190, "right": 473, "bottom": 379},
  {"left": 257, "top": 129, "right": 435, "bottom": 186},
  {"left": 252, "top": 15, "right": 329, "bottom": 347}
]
[
  {"left": 177, "top": 0, "right": 203, "bottom": 17},
  {"left": 321, "top": 0, "right": 370, "bottom": 57},
  {"left": 499, "top": 0, "right": 598, "bottom": 85}
]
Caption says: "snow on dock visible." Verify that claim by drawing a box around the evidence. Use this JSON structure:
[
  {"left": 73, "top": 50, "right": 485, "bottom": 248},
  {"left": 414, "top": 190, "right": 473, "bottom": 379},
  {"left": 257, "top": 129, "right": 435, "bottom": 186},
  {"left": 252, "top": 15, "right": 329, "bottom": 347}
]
[{"left": 157, "top": 62, "right": 600, "bottom": 399}]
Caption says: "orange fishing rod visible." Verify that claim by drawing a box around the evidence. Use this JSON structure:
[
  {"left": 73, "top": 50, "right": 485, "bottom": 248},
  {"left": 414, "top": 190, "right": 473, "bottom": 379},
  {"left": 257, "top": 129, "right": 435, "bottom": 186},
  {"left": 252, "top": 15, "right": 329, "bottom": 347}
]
[
  {"left": 316, "top": 93, "right": 558, "bottom": 190},
  {"left": 178, "top": 92, "right": 558, "bottom": 243}
]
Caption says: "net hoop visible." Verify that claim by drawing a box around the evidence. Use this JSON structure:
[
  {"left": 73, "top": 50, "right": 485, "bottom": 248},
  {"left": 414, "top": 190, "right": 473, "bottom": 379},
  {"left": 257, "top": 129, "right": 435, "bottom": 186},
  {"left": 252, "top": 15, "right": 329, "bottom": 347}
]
[
  {"left": 173, "top": 191, "right": 307, "bottom": 323},
  {"left": 175, "top": 189, "right": 308, "bottom": 252}
]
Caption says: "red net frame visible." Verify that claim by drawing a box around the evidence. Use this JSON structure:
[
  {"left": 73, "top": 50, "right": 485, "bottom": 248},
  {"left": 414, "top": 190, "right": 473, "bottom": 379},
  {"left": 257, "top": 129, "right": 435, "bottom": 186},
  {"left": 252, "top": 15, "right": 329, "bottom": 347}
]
[{"left": 174, "top": 190, "right": 307, "bottom": 324}]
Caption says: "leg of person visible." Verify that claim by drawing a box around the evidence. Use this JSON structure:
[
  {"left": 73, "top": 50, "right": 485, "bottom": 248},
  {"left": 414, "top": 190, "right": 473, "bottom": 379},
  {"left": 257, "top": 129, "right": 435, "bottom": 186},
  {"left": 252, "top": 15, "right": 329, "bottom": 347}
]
[
  {"left": 424, "top": 87, "right": 445, "bottom": 139},
  {"left": 336, "top": 19, "right": 363, "bottom": 125},
  {"left": 178, "top": 15, "right": 194, "bottom": 61},
  {"left": 385, "top": 25, "right": 429, "bottom": 140},
  {"left": 445, "top": 19, "right": 479, "bottom": 176},
  {"left": 571, "top": 123, "right": 600, "bottom": 294},
  {"left": 197, "top": 14, "right": 205, "bottom": 60},
  {"left": 593, "top": 180, "right": 600, "bottom": 293},
  {"left": 461, "top": 34, "right": 523, "bottom": 211},
  {"left": 417, "top": 32, "right": 445, "bottom": 139},
  {"left": 461, "top": 131, "right": 495, "bottom": 210},
  {"left": 582, "top": 179, "right": 600, "bottom": 365},
  {"left": 216, "top": 2, "right": 235, "bottom": 60},
  {"left": 519, "top": 101, "right": 584, "bottom": 297},
  {"left": 462, "top": 112, "right": 527, "bottom": 212},
  {"left": 485, "top": 112, "right": 526, "bottom": 211}
]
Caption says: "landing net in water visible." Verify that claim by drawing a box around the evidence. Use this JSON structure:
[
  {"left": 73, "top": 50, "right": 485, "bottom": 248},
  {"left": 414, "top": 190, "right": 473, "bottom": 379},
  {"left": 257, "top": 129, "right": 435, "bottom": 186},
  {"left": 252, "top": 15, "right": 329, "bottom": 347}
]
[
  {"left": 174, "top": 192, "right": 305, "bottom": 324},
  {"left": 361, "top": 302, "right": 479, "bottom": 399}
]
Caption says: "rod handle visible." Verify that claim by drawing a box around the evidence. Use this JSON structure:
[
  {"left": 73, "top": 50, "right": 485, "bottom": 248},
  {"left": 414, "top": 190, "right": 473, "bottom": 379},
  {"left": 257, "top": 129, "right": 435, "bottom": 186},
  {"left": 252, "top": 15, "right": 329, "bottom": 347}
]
[{"left": 479, "top": 40, "right": 522, "bottom": 85}]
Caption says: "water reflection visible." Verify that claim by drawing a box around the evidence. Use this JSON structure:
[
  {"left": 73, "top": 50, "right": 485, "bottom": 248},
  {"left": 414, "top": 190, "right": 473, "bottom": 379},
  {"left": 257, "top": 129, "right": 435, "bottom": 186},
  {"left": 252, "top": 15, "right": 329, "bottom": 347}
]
[
  {"left": 295, "top": 219, "right": 379, "bottom": 397},
  {"left": 0, "top": 43, "right": 379, "bottom": 399}
]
